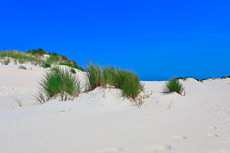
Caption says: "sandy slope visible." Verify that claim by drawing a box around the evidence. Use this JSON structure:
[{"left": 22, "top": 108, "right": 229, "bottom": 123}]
[{"left": 0, "top": 63, "right": 230, "bottom": 153}]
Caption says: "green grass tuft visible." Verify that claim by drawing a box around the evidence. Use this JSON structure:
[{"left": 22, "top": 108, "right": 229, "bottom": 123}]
[
  {"left": 27, "top": 48, "right": 46, "bottom": 56},
  {"left": 18, "top": 65, "right": 27, "bottom": 70},
  {"left": 221, "top": 75, "right": 230, "bottom": 79},
  {"left": 70, "top": 68, "right": 76, "bottom": 74},
  {"left": 183, "top": 76, "right": 200, "bottom": 82},
  {"left": 37, "top": 67, "right": 80, "bottom": 101},
  {"left": 3, "top": 58, "right": 10, "bottom": 65},
  {"left": 85, "top": 61, "right": 102, "bottom": 90},
  {"left": 164, "top": 78, "right": 184, "bottom": 95},
  {"left": 85, "top": 60, "right": 143, "bottom": 100},
  {"left": 60, "top": 62, "right": 85, "bottom": 72},
  {"left": 43, "top": 62, "right": 51, "bottom": 68}
]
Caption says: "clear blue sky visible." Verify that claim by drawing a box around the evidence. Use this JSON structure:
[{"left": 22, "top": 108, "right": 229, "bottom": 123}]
[{"left": 0, "top": 0, "right": 229, "bottom": 80}]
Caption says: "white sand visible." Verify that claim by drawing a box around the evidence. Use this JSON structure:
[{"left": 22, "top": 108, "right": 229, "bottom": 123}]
[{"left": 0, "top": 63, "right": 230, "bottom": 153}]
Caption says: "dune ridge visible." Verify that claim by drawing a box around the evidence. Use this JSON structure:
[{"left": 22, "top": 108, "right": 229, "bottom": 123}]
[{"left": 0, "top": 62, "right": 230, "bottom": 152}]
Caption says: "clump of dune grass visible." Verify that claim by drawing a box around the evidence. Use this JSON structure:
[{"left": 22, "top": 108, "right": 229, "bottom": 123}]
[
  {"left": 85, "top": 61, "right": 102, "bottom": 90},
  {"left": 46, "top": 53, "right": 60, "bottom": 64},
  {"left": 14, "top": 59, "right": 17, "bottom": 65},
  {"left": 60, "top": 62, "right": 85, "bottom": 72},
  {"left": 27, "top": 48, "right": 46, "bottom": 56},
  {"left": 18, "top": 65, "right": 27, "bottom": 70},
  {"left": 164, "top": 78, "right": 184, "bottom": 95},
  {"left": 101, "top": 66, "right": 116, "bottom": 87},
  {"left": 0, "top": 50, "right": 45, "bottom": 66},
  {"left": 3, "top": 58, "right": 10, "bottom": 65},
  {"left": 35, "top": 67, "right": 80, "bottom": 102},
  {"left": 70, "top": 68, "right": 76, "bottom": 74},
  {"left": 200, "top": 77, "right": 216, "bottom": 82},
  {"left": 114, "top": 68, "right": 143, "bottom": 99},
  {"left": 85, "top": 60, "right": 143, "bottom": 100},
  {"left": 0, "top": 50, "right": 86, "bottom": 71},
  {"left": 43, "top": 62, "right": 51, "bottom": 68},
  {"left": 183, "top": 76, "right": 200, "bottom": 82},
  {"left": 221, "top": 75, "right": 230, "bottom": 79},
  {"left": 0, "top": 50, "right": 37, "bottom": 61},
  {"left": 18, "top": 58, "right": 26, "bottom": 64}
]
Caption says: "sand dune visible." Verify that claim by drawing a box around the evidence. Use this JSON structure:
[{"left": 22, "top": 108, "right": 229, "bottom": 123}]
[{"left": 1, "top": 63, "right": 230, "bottom": 153}]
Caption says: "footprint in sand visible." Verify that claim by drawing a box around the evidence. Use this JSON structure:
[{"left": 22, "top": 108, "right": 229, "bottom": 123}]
[
  {"left": 201, "top": 133, "right": 218, "bottom": 138},
  {"left": 225, "top": 119, "right": 230, "bottom": 123},
  {"left": 208, "top": 126, "right": 218, "bottom": 130},
  {"left": 209, "top": 149, "right": 230, "bottom": 153},
  {"left": 169, "top": 135, "right": 187, "bottom": 142},
  {"left": 143, "top": 144, "right": 171, "bottom": 152},
  {"left": 226, "top": 138, "right": 230, "bottom": 144},
  {"left": 96, "top": 147, "right": 124, "bottom": 153}
]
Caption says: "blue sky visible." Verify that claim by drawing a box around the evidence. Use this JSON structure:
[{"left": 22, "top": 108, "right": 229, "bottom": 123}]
[{"left": 0, "top": 0, "right": 229, "bottom": 80}]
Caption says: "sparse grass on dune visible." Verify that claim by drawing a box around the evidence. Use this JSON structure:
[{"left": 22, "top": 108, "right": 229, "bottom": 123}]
[
  {"left": 221, "top": 75, "right": 230, "bottom": 79},
  {"left": 46, "top": 53, "right": 60, "bottom": 64},
  {"left": 18, "top": 65, "right": 27, "bottom": 70},
  {"left": 35, "top": 67, "right": 80, "bottom": 102},
  {"left": 164, "top": 78, "right": 184, "bottom": 95},
  {"left": 0, "top": 50, "right": 85, "bottom": 71},
  {"left": 175, "top": 76, "right": 200, "bottom": 82},
  {"left": 60, "top": 62, "right": 85, "bottom": 72},
  {"left": 174, "top": 76, "right": 227, "bottom": 82},
  {"left": 1, "top": 50, "right": 38, "bottom": 61},
  {"left": 0, "top": 50, "right": 44, "bottom": 66},
  {"left": 27, "top": 48, "right": 46, "bottom": 56},
  {"left": 3, "top": 58, "right": 10, "bottom": 65},
  {"left": 183, "top": 76, "right": 200, "bottom": 82},
  {"left": 85, "top": 60, "right": 143, "bottom": 100},
  {"left": 200, "top": 77, "right": 216, "bottom": 82}
]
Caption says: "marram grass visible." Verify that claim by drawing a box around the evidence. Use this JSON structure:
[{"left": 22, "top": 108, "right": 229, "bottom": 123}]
[
  {"left": 164, "top": 78, "right": 184, "bottom": 95},
  {"left": 0, "top": 50, "right": 85, "bottom": 71},
  {"left": 70, "top": 68, "right": 76, "bottom": 74},
  {"left": 18, "top": 65, "right": 27, "bottom": 70},
  {"left": 85, "top": 60, "right": 143, "bottom": 100},
  {"left": 35, "top": 67, "right": 80, "bottom": 102},
  {"left": 85, "top": 60, "right": 102, "bottom": 90}
]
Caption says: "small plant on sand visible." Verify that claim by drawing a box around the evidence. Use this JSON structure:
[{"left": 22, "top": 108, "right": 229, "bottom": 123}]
[
  {"left": 14, "top": 59, "right": 17, "bottom": 65},
  {"left": 73, "top": 81, "right": 81, "bottom": 97},
  {"left": 37, "top": 67, "right": 80, "bottom": 101},
  {"left": 137, "top": 97, "right": 144, "bottom": 108},
  {"left": 70, "top": 68, "right": 76, "bottom": 74},
  {"left": 167, "top": 101, "right": 173, "bottom": 109},
  {"left": 3, "top": 58, "right": 10, "bottom": 65},
  {"left": 34, "top": 90, "right": 47, "bottom": 103},
  {"left": 18, "top": 58, "right": 26, "bottom": 64},
  {"left": 43, "top": 62, "right": 51, "bottom": 68},
  {"left": 18, "top": 65, "right": 27, "bottom": 70},
  {"left": 11, "top": 96, "right": 22, "bottom": 107},
  {"left": 164, "top": 78, "right": 184, "bottom": 95}
]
